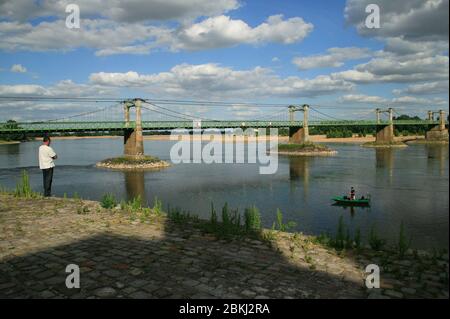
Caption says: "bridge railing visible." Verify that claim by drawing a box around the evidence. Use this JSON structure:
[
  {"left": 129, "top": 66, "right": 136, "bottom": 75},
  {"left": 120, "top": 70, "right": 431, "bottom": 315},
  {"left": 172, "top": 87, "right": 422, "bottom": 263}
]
[{"left": 0, "top": 119, "right": 445, "bottom": 134}]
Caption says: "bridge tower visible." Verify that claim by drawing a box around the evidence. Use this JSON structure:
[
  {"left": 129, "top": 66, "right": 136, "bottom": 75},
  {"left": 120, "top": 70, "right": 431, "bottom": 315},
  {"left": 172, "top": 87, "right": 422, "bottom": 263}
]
[
  {"left": 374, "top": 107, "right": 395, "bottom": 144},
  {"left": 123, "top": 98, "right": 145, "bottom": 158},
  {"left": 426, "top": 110, "right": 448, "bottom": 142},
  {"left": 288, "top": 104, "right": 309, "bottom": 143}
]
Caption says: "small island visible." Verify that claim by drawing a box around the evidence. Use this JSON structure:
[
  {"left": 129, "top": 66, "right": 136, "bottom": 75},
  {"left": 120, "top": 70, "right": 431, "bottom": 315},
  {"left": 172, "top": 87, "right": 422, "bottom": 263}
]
[
  {"left": 96, "top": 155, "right": 170, "bottom": 170},
  {"left": 362, "top": 141, "right": 408, "bottom": 148},
  {"left": 273, "top": 142, "right": 337, "bottom": 156}
]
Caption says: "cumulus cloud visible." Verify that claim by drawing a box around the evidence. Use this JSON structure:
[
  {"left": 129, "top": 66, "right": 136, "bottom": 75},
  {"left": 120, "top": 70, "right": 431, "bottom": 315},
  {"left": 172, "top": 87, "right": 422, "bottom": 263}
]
[
  {"left": 0, "top": 0, "right": 240, "bottom": 22},
  {"left": 339, "top": 94, "right": 388, "bottom": 104},
  {"left": 332, "top": 53, "right": 449, "bottom": 84},
  {"left": 10, "top": 64, "right": 27, "bottom": 73},
  {"left": 383, "top": 37, "right": 448, "bottom": 56},
  {"left": 345, "top": 0, "right": 449, "bottom": 41},
  {"left": 393, "top": 81, "right": 449, "bottom": 95},
  {"left": 0, "top": 14, "right": 313, "bottom": 55},
  {"left": 0, "top": 80, "right": 116, "bottom": 97},
  {"left": 292, "top": 47, "right": 371, "bottom": 70},
  {"left": 171, "top": 15, "right": 313, "bottom": 51},
  {"left": 89, "top": 63, "right": 353, "bottom": 98},
  {"left": 339, "top": 93, "right": 448, "bottom": 108}
]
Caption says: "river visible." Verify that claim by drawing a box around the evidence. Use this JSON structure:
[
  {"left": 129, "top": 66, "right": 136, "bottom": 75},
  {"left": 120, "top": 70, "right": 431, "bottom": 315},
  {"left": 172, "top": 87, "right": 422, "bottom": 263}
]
[{"left": 0, "top": 138, "right": 448, "bottom": 250}]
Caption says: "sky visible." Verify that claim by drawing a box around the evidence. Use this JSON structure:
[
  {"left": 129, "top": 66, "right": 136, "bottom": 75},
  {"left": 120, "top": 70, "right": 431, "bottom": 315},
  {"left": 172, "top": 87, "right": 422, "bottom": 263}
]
[{"left": 0, "top": 0, "right": 448, "bottom": 121}]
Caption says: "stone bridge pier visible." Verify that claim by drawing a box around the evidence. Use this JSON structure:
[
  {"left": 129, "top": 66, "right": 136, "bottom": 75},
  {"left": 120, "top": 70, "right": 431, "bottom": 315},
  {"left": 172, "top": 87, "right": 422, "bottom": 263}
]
[
  {"left": 426, "top": 110, "right": 448, "bottom": 142},
  {"left": 123, "top": 98, "right": 144, "bottom": 158},
  {"left": 289, "top": 104, "right": 310, "bottom": 143},
  {"left": 375, "top": 108, "right": 395, "bottom": 144}
]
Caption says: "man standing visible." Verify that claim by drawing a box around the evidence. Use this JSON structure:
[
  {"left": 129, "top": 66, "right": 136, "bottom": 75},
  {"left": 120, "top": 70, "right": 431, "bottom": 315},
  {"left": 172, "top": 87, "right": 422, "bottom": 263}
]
[{"left": 39, "top": 136, "right": 57, "bottom": 197}]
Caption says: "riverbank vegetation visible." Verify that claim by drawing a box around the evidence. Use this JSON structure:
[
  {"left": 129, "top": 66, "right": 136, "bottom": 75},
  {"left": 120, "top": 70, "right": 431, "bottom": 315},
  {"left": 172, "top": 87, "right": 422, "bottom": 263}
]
[
  {"left": 3, "top": 171, "right": 446, "bottom": 260},
  {"left": 2, "top": 175, "right": 448, "bottom": 299}
]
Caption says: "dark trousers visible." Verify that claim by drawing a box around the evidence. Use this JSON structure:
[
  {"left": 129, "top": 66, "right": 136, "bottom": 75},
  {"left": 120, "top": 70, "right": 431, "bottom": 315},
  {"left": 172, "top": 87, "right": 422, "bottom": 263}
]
[{"left": 42, "top": 167, "right": 54, "bottom": 197}]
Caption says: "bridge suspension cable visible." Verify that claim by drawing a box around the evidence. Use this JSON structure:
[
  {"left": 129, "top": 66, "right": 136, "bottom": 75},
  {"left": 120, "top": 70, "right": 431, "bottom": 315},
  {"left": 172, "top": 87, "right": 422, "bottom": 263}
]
[
  {"left": 309, "top": 105, "right": 343, "bottom": 121},
  {"left": 142, "top": 101, "right": 218, "bottom": 122}
]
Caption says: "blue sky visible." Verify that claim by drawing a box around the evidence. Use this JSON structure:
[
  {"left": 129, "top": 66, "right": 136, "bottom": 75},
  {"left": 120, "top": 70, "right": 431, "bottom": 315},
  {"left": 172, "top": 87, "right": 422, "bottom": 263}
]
[{"left": 0, "top": 0, "right": 448, "bottom": 121}]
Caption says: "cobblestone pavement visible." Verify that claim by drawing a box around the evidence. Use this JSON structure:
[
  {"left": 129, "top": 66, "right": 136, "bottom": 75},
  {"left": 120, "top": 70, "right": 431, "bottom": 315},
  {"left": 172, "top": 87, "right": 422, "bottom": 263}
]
[{"left": 0, "top": 195, "right": 448, "bottom": 299}]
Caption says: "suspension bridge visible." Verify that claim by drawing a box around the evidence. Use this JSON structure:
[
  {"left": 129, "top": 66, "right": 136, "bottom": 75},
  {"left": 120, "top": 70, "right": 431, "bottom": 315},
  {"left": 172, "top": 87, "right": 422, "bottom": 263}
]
[{"left": 0, "top": 97, "right": 447, "bottom": 157}]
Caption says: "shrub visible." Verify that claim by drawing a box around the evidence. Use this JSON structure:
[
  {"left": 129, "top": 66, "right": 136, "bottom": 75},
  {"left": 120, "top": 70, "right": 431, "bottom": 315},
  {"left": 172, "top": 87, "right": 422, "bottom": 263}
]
[
  {"left": 244, "top": 206, "right": 261, "bottom": 233},
  {"left": 101, "top": 193, "right": 117, "bottom": 209}
]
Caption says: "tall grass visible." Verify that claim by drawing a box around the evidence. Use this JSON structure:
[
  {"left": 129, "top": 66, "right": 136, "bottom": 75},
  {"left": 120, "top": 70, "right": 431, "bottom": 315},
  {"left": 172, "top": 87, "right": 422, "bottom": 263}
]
[
  {"left": 14, "top": 170, "right": 40, "bottom": 198},
  {"left": 244, "top": 206, "right": 261, "bottom": 233},
  {"left": 273, "top": 209, "right": 296, "bottom": 232},
  {"left": 152, "top": 196, "right": 163, "bottom": 215}
]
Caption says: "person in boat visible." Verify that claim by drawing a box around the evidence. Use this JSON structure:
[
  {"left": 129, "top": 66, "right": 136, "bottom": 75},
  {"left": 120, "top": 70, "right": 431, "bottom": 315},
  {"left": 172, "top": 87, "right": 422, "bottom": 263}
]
[{"left": 350, "top": 187, "right": 356, "bottom": 200}]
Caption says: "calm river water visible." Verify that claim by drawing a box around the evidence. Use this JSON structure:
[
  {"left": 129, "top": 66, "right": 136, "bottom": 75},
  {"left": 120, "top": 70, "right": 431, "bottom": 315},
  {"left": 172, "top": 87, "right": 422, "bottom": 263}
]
[{"left": 0, "top": 138, "right": 448, "bottom": 250}]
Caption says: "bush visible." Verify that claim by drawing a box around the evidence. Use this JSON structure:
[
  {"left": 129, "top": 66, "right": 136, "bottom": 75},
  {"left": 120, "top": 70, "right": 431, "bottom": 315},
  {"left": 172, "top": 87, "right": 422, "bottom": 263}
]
[
  {"left": 244, "top": 206, "right": 261, "bottom": 233},
  {"left": 101, "top": 193, "right": 117, "bottom": 209}
]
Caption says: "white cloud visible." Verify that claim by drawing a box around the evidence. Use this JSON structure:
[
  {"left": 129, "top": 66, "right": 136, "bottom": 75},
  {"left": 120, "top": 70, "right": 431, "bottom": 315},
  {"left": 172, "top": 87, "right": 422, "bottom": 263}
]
[
  {"left": 0, "top": 14, "right": 313, "bottom": 55},
  {"left": 0, "top": 0, "right": 240, "bottom": 22},
  {"left": 393, "top": 81, "right": 449, "bottom": 95},
  {"left": 89, "top": 63, "right": 353, "bottom": 98},
  {"left": 345, "top": 0, "right": 449, "bottom": 41},
  {"left": 339, "top": 94, "right": 388, "bottom": 104},
  {"left": 333, "top": 53, "right": 449, "bottom": 84},
  {"left": 0, "top": 80, "right": 116, "bottom": 97},
  {"left": 10, "top": 64, "right": 27, "bottom": 73},
  {"left": 163, "top": 15, "right": 313, "bottom": 51},
  {"left": 293, "top": 47, "right": 371, "bottom": 70},
  {"left": 339, "top": 93, "right": 448, "bottom": 108},
  {"left": 383, "top": 37, "right": 448, "bottom": 56}
]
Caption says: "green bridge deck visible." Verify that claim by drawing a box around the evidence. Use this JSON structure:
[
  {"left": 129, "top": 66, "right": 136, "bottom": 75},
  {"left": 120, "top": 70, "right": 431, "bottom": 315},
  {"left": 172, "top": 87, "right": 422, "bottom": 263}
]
[{"left": 0, "top": 120, "right": 445, "bottom": 134}]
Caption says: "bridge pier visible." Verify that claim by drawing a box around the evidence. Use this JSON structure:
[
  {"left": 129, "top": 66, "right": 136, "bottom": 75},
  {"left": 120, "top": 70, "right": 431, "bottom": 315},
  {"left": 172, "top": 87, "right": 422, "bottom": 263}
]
[
  {"left": 288, "top": 104, "right": 309, "bottom": 143},
  {"left": 426, "top": 110, "right": 448, "bottom": 142},
  {"left": 123, "top": 99, "right": 145, "bottom": 158},
  {"left": 375, "top": 108, "right": 395, "bottom": 144},
  {"left": 289, "top": 127, "right": 309, "bottom": 143}
]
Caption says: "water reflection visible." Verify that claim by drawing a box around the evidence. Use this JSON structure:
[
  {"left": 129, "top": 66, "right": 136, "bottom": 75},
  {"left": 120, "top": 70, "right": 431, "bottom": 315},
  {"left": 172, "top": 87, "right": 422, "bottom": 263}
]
[
  {"left": 124, "top": 170, "right": 147, "bottom": 204},
  {"left": 288, "top": 156, "right": 310, "bottom": 197},
  {"left": 0, "top": 143, "right": 20, "bottom": 155},
  {"left": 0, "top": 140, "right": 447, "bottom": 250},
  {"left": 331, "top": 202, "right": 371, "bottom": 218},
  {"left": 375, "top": 148, "right": 395, "bottom": 184},
  {"left": 426, "top": 144, "right": 448, "bottom": 176}
]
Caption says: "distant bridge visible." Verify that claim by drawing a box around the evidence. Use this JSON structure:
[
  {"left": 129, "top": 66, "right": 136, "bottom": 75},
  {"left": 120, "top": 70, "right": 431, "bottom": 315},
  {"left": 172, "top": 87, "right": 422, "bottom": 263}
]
[
  {"left": 0, "top": 98, "right": 447, "bottom": 156},
  {"left": 0, "top": 119, "right": 443, "bottom": 134}
]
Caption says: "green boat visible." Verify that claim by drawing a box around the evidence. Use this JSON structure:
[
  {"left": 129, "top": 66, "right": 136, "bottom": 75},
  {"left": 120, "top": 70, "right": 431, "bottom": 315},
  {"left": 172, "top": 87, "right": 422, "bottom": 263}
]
[{"left": 332, "top": 196, "right": 371, "bottom": 206}]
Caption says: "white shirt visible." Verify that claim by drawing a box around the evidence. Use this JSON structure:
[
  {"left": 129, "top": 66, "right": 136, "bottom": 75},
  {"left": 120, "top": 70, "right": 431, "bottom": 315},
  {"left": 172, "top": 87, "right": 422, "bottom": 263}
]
[{"left": 39, "top": 145, "right": 56, "bottom": 169}]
